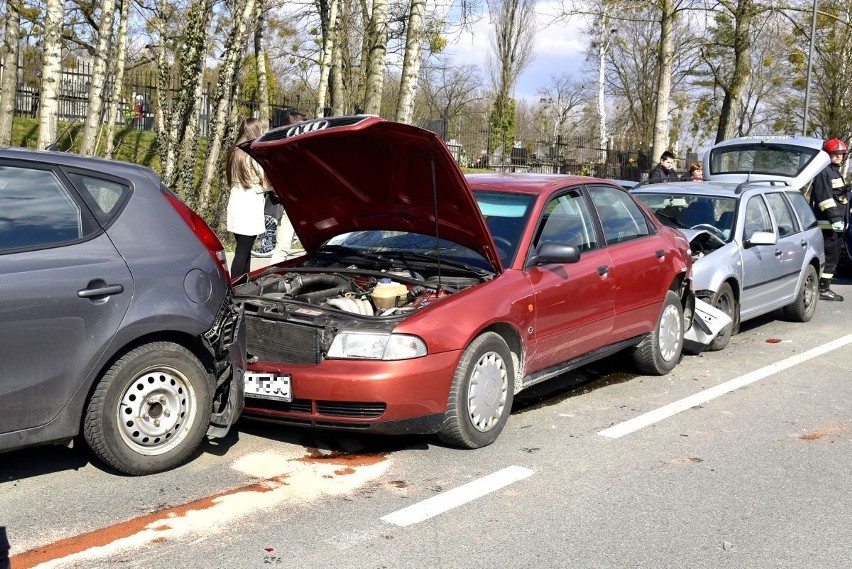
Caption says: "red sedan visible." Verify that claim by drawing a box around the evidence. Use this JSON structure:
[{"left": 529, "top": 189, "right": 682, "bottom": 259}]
[{"left": 234, "top": 115, "right": 695, "bottom": 448}]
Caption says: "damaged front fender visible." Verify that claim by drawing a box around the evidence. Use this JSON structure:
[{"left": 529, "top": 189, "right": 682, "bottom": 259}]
[{"left": 683, "top": 299, "right": 733, "bottom": 355}]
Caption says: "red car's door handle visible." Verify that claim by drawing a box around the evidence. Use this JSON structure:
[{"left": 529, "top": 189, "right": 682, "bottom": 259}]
[
  {"left": 597, "top": 266, "right": 609, "bottom": 276},
  {"left": 655, "top": 249, "right": 665, "bottom": 258}
]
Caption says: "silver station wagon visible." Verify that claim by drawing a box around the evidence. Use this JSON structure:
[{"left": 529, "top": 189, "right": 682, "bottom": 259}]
[{"left": 631, "top": 135, "right": 826, "bottom": 351}]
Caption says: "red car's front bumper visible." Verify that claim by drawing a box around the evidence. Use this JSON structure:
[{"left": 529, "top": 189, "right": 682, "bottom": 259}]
[{"left": 242, "top": 350, "right": 463, "bottom": 435}]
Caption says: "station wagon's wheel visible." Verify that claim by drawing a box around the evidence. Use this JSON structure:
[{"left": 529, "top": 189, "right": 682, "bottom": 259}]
[
  {"left": 439, "top": 332, "right": 514, "bottom": 449},
  {"left": 708, "top": 282, "right": 739, "bottom": 351},
  {"left": 632, "top": 290, "right": 684, "bottom": 375},
  {"left": 782, "top": 264, "right": 819, "bottom": 322},
  {"left": 84, "top": 342, "right": 213, "bottom": 475}
]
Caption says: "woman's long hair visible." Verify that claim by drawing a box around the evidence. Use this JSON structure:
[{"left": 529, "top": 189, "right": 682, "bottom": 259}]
[{"left": 226, "top": 118, "right": 266, "bottom": 189}]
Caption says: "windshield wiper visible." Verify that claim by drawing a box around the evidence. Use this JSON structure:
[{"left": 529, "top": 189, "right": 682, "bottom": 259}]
[
  {"left": 314, "top": 244, "right": 390, "bottom": 265},
  {"left": 654, "top": 211, "right": 688, "bottom": 228},
  {"left": 385, "top": 250, "right": 493, "bottom": 277}
]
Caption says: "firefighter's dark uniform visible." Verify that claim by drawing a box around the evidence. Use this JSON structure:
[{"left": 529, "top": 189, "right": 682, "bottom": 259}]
[{"left": 810, "top": 161, "right": 848, "bottom": 300}]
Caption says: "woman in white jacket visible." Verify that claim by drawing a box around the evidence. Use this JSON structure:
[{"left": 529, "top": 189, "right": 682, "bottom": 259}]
[{"left": 226, "top": 118, "right": 268, "bottom": 277}]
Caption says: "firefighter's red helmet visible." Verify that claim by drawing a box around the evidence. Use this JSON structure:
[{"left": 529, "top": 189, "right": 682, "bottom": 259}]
[{"left": 824, "top": 138, "right": 848, "bottom": 154}]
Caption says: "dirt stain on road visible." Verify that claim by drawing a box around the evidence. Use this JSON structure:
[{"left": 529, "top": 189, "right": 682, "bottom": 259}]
[
  {"left": 10, "top": 476, "right": 287, "bottom": 569},
  {"left": 11, "top": 446, "right": 392, "bottom": 569},
  {"left": 799, "top": 424, "right": 849, "bottom": 441}
]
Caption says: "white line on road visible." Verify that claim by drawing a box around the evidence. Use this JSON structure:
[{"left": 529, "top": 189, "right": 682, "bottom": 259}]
[
  {"left": 598, "top": 333, "right": 852, "bottom": 439},
  {"left": 380, "top": 465, "right": 535, "bottom": 527}
]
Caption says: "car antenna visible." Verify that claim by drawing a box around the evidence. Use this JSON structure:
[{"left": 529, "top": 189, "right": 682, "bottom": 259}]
[
  {"left": 45, "top": 118, "right": 79, "bottom": 151},
  {"left": 430, "top": 155, "right": 443, "bottom": 292}
]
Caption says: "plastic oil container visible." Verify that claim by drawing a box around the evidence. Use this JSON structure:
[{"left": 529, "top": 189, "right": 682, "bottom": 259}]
[{"left": 372, "top": 278, "right": 409, "bottom": 309}]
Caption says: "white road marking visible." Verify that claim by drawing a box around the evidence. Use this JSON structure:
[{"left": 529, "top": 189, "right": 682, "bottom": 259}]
[
  {"left": 598, "top": 333, "right": 852, "bottom": 439},
  {"left": 380, "top": 465, "right": 535, "bottom": 527}
]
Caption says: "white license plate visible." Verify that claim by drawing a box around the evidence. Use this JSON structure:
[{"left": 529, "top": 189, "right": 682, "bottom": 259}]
[{"left": 244, "top": 372, "right": 292, "bottom": 402}]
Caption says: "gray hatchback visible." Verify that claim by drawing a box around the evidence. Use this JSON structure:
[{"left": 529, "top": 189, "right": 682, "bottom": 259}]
[{"left": 0, "top": 148, "right": 246, "bottom": 475}]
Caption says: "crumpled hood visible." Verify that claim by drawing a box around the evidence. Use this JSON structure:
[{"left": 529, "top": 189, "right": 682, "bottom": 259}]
[{"left": 247, "top": 115, "right": 502, "bottom": 271}]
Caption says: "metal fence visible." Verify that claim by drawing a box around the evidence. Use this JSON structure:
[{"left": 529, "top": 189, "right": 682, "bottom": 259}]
[
  {"left": 2, "top": 59, "right": 299, "bottom": 137},
  {"left": 418, "top": 116, "right": 694, "bottom": 182},
  {"left": 3, "top": 60, "right": 693, "bottom": 179}
]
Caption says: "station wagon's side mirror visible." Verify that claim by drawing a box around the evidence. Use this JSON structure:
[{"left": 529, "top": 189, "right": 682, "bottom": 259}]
[
  {"left": 529, "top": 242, "right": 581, "bottom": 266},
  {"left": 745, "top": 230, "right": 777, "bottom": 247}
]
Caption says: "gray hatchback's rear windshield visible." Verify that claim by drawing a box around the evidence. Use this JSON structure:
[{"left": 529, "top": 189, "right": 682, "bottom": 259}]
[{"left": 709, "top": 143, "right": 820, "bottom": 177}]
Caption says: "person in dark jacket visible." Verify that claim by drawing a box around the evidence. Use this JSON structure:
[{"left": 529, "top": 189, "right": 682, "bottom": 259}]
[
  {"left": 648, "top": 150, "right": 678, "bottom": 183},
  {"left": 810, "top": 138, "right": 849, "bottom": 301}
]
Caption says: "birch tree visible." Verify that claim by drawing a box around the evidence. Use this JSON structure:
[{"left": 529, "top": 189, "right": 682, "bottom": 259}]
[
  {"left": 80, "top": 0, "right": 117, "bottom": 155},
  {"left": 198, "top": 0, "right": 258, "bottom": 217},
  {"left": 395, "top": 0, "right": 426, "bottom": 124},
  {"left": 315, "top": 0, "right": 339, "bottom": 116},
  {"left": 649, "top": 0, "right": 675, "bottom": 161},
  {"left": 104, "top": 0, "right": 131, "bottom": 158},
  {"left": 0, "top": 0, "right": 21, "bottom": 146},
  {"left": 362, "top": 0, "right": 389, "bottom": 114},
  {"left": 254, "top": 0, "right": 270, "bottom": 126},
  {"left": 37, "top": 0, "right": 64, "bottom": 149}
]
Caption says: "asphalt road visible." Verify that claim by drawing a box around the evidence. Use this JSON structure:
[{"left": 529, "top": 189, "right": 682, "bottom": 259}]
[{"left": 3, "top": 279, "right": 852, "bottom": 569}]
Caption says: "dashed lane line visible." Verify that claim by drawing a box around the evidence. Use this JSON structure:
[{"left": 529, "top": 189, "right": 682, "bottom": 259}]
[
  {"left": 380, "top": 465, "right": 535, "bottom": 527},
  {"left": 598, "top": 333, "right": 852, "bottom": 439}
]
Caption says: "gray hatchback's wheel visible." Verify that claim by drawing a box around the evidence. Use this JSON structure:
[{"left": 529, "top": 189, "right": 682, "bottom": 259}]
[
  {"left": 632, "top": 290, "right": 684, "bottom": 375},
  {"left": 439, "top": 332, "right": 514, "bottom": 449},
  {"left": 708, "top": 282, "right": 739, "bottom": 352},
  {"left": 84, "top": 342, "right": 212, "bottom": 475},
  {"left": 783, "top": 264, "right": 819, "bottom": 322}
]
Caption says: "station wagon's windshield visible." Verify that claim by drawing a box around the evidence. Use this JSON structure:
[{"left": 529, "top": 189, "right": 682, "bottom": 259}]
[
  {"left": 634, "top": 193, "right": 738, "bottom": 242},
  {"left": 709, "top": 143, "right": 820, "bottom": 177}
]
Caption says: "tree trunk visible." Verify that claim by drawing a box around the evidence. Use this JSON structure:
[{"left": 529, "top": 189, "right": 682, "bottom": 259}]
[
  {"left": 37, "top": 0, "right": 64, "bottom": 149},
  {"left": 650, "top": 0, "right": 674, "bottom": 162},
  {"left": 198, "top": 0, "right": 258, "bottom": 218},
  {"left": 315, "top": 0, "right": 339, "bottom": 117},
  {"left": 104, "top": 0, "right": 131, "bottom": 158},
  {"left": 0, "top": 0, "right": 21, "bottom": 146},
  {"left": 157, "top": 0, "right": 214, "bottom": 191},
  {"left": 362, "top": 0, "right": 389, "bottom": 115},
  {"left": 331, "top": 4, "right": 345, "bottom": 116},
  {"left": 254, "top": 0, "right": 270, "bottom": 126},
  {"left": 80, "top": 0, "right": 117, "bottom": 155},
  {"left": 715, "top": 0, "right": 754, "bottom": 143},
  {"left": 395, "top": 0, "right": 426, "bottom": 124},
  {"left": 484, "top": 0, "right": 535, "bottom": 154}
]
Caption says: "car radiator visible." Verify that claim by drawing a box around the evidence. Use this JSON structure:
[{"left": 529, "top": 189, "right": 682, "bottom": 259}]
[{"left": 245, "top": 315, "right": 322, "bottom": 364}]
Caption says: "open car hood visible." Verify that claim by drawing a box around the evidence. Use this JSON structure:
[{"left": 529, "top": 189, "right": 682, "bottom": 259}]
[{"left": 247, "top": 115, "right": 502, "bottom": 271}]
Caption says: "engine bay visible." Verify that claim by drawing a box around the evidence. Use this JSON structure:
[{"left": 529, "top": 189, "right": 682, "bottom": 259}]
[
  {"left": 233, "top": 267, "right": 486, "bottom": 318},
  {"left": 687, "top": 230, "right": 727, "bottom": 262}
]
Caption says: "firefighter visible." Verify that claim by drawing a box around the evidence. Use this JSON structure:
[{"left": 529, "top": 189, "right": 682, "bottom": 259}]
[{"left": 811, "top": 138, "right": 849, "bottom": 301}]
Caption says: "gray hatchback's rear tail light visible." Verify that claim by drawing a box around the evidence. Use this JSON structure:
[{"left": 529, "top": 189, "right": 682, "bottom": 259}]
[{"left": 162, "top": 190, "right": 230, "bottom": 280}]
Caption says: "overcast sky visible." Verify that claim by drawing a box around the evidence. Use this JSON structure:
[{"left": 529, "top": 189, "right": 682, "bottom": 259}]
[{"left": 440, "top": 5, "right": 590, "bottom": 102}]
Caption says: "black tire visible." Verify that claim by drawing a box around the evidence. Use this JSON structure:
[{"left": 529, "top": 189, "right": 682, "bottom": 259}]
[
  {"left": 708, "top": 282, "right": 738, "bottom": 351},
  {"left": 783, "top": 264, "right": 819, "bottom": 322},
  {"left": 438, "top": 332, "right": 515, "bottom": 449},
  {"left": 84, "top": 342, "right": 213, "bottom": 475},
  {"left": 632, "top": 290, "right": 684, "bottom": 375},
  {"left": 251, "top": 214, "right": 278, "bottom": 258}
]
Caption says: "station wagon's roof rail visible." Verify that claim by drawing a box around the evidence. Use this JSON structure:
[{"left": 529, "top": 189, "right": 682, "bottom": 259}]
[{"left": 734, "top": 179, "right": 791, "bottom": 194}]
